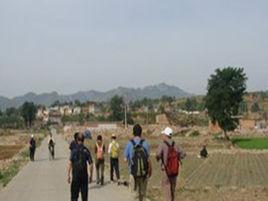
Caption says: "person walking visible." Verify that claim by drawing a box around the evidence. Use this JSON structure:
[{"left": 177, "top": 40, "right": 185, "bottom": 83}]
[
  {"left": 156, "top": 127, "right": 186, "bottom": 201},
  {"left": 48, "top": 133, "right": 55, "bottom": 160},
  {"left": 124, "top": 124, "right": 152, "bottom": 201},
  {"left": 67, "top": 133, "right": 93, "bottom": 201},
  {"left": 29, "top": 134, "right": 36, "bottom": 161},
  {"left": 108, "top": 134, "right": 120, "bottom": 182},
  {"left": 94, "top": 135, "right": 105, "bottom": 185}
]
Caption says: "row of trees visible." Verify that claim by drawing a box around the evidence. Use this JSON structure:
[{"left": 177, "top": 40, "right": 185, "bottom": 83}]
[{"left": 0, "top": 102, "right": 37, "bottom": 129}]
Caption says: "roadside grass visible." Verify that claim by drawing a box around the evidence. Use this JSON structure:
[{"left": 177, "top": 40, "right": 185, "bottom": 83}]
[
  {"left": 231, "top": 137, "right": 268, "bottom": 150},
  {"left": 0, "top": 160, "right": 21, "bottom": 187}
]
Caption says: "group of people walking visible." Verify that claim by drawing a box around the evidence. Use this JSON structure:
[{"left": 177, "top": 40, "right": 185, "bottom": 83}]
[{"left": 67, "top": 124, "right": 186, "bottom": 201}]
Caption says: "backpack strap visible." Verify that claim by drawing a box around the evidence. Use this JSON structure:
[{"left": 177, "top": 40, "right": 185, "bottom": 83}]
[
  {"left": 130, "top": 139, "right": 136, "bottom": 146},
  {"left": 164, "top": 141, "right": 175, "bottom": 148}
]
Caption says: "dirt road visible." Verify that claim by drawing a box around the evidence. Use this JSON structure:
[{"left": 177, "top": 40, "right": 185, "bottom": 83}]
[{"left": 0, "top": 134, "right": 131, "bottom": 201}]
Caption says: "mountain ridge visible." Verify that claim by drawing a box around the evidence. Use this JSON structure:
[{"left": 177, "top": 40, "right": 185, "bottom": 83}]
[{"left": 0, "top": 83, "right": 192, "bottom": 110}]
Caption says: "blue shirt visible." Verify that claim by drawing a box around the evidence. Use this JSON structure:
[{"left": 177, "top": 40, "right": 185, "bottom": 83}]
[{"left": 124, "top": 137, "right": 150, "bottom": 170}]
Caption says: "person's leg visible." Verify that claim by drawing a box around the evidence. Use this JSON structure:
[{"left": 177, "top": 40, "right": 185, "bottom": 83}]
[
  {"left": 80, "top": 179, "right": 88, "bottom": 201},
  {"left": 170, "top": 177, "right": 177, "bottom": 201},
  {"left": 96, "top": 160, "right": 100, "bottom": 184},
  {"left": 139, "top": 178, "right": 148, "bottom": 201},
  {"left": 130, "top": 176, "right": 139, "bottom": 201},
  {"left": 32, "top": 149, "right": 35, "bottom": 161},
  {"left": 71, "top": 180, "right": 79, "bottom": 201},
  {"left": 100, "top": 160, "right": 105, "bottom": 185},
  {"left": 114, "top": 158, "right": 120, "bottom": 180},
  {"left": 162, "top": 174, "right": 172, "bottom": 201},
  {"left": 110, "top": 158, "right": 114, "bottom": 181}
]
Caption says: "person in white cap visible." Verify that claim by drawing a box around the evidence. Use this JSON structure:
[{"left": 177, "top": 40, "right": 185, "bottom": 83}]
[
  {"left": 108, "top": 134, "right": 120, "bottom": 182},
  {"left": 29, "top": 134, "right": 36, "bottom": 161},
  {"left": 156, "top": 127, "right": 186, "bottom": 201}
]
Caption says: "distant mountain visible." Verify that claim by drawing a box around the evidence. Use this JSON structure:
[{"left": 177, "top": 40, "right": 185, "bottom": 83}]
[{"left": 0, "top": 83, "right": 192, "bottom": 110}]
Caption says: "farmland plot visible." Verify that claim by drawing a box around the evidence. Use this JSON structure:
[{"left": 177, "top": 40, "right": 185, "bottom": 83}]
[{"left": 182, "top": 153, "right": 268, "bottom": 189}]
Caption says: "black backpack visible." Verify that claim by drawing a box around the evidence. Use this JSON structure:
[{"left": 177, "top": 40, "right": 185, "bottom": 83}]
[
  {"left": 130, "top": 139, "right": 148, "bottom": 178},
  {"left": 73, "top": 147, "right": 87, "bottom": 176}
]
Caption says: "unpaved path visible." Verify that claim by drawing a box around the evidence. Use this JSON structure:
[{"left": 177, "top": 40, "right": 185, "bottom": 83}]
[{"left": 0, "top": 134, "right": 131, "bottom": 201}]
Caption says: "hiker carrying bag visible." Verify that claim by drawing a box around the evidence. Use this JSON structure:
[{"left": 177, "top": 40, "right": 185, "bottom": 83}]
[
  {"left": 130, "top": 139, "right": 149, "bottom": 178},
  {"left": 110, "top": 142, "right": 119, "bottom": 158},
  {"left": 163, "top": 141, "right": 180, "bottom": 177}
]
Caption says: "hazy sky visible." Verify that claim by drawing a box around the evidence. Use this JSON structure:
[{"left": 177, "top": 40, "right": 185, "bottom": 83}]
[{"left": 0, "top": 0, "right": 267, "bottom": 98}]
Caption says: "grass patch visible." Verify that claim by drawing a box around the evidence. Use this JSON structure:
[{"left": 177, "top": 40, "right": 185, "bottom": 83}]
[
  {"left": 232, "top": 137, "right": 268, "bottom": 150},
  {"left": 0, "top": 160, "right": 20, "bottom": 187}
]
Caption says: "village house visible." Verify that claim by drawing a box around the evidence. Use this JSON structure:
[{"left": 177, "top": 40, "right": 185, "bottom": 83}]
[
  {"left": 59, "top": 105, "right": 73, "bottom": 116},
  {"left": 82, "top": 102, "right": 100, "bottom": 115},
  {"left": 73, "top": 106, "right": 82, "bottom": 115}
]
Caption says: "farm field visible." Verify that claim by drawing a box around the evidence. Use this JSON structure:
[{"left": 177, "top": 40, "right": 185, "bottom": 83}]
[{"left": 82, "top": 131, "right": 268, "bottom": 201}]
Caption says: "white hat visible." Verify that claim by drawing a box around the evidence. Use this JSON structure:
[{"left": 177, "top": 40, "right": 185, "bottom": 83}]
[
  {"left": 161, "top": 127, "right": 173, "bottom": 137},
  {"left": 31, "top": 134, "right": 34, "bottom": 138}
]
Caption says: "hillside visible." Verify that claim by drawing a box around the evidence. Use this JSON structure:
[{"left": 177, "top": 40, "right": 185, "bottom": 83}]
[{"left": 0, "top": 83, "right": 191, "bottom": 110}]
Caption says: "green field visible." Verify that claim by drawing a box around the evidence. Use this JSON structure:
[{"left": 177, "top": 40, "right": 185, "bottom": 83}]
[{"left": 232, "top": 138, "right": 268, "bottom": 150}]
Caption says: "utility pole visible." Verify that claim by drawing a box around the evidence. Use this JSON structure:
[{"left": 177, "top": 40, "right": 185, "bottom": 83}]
[{"left": 124, "top": 104, "right": 127, "bottom": 129}]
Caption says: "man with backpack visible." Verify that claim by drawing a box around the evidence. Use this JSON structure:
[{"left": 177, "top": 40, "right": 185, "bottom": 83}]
[
  {"left": 94, "top": 135, "right": 106, "bottom": 185},
  {"left": 124, "top": 124, "right": 152, "bottom": 201},
  {"left": 29, "top": 134, "right": 36, "bottom": 161},
  {"left": 67, "top": 133, "right": 93, "bottom": 201},
  {"left": 108, "top": 134, "right": 120, "bottom": 182},
  {"left": 156, "top": 127, "right": 186, "bottom": 201}
]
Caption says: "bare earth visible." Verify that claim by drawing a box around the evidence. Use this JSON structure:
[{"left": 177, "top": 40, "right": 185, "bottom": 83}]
[{"left": 0, "top": 134, "right": 131, "bottom": 201}]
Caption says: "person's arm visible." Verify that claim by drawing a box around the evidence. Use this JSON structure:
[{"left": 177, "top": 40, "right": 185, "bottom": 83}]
[
  {"left": 108, "top": 143, "right": 112, "bottom": 154},
  {"left": 124, "top": 142, "right": 130, "bottom": 162},
  {"left": 67, "top": 160, "right": 72, "bottom": 184},
  {"left": 88, "top": 163, "right": 93, "bottom": 183},
  {"left": 147, "top": 157, "right": 152, "bottom": 178},
  {"left": 156, "top": 144, "right": 163, "bottom": 162},
  {"left": 87, "top": 151, "right": 93, "bottom": 183},
  {"left": 103, "top": 144, "right": 106, "bottom": 154}
]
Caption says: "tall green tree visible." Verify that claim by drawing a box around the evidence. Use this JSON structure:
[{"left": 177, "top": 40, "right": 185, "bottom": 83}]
[
  {"left": 184, "top": 98, "right": 197, "bottom": 112},
  {"left": 109, "top": 95, "right": 124, "bottom": 121},
  {"left": 21, "top": 102, "right": 37, "bottom": 128},
  {"left": 205, "top": 67, "right": 247, "bottom": 140}
]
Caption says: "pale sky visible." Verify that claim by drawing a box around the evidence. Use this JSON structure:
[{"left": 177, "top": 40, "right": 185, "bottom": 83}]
[{"left": 0, "top": 0, "right": 267, "bottom": 98}]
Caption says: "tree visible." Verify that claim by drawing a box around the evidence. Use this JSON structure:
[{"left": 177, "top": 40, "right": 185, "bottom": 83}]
[
  {"left": 109, "top": 95, "right": 124, "bottom": 121},
  {"left": 74, "top": 99, "right": 81, "bottom": 107},
  {"left": 205, "top": 67, "right": 247, "bottom": 140},
  {"left": 251, "top": 102, "right": 260, "bottom": 113},
  {"left": 21, "top": 102, "right": 37, "bottom": 128},
  {"left": 184, "top": 98, "right": 197, "bottom": 112}
]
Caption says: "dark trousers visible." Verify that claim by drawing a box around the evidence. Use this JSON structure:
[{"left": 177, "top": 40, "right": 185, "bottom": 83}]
[
  {"left": 29, "top": 148, "right": 35, "bottom": 161},
  {"left": 95, "top": 159, "right": 105, "bottom": 184},
  {"left": 110, "top": 158, "right": 120, "bottom": 181},
  {"left": 71, "top": 178, "right": 88, "bottom": 201},
  {"left": 49, "top": 146, "right": 55, "bottom": 160}
]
